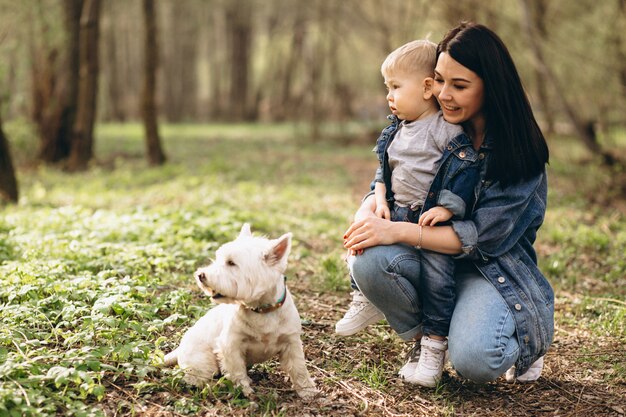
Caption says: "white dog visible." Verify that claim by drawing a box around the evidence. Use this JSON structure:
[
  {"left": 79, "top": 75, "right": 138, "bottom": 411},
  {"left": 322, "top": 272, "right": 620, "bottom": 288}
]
[{"left": 163, "top": 224, "right": 317, "bottom": 399}]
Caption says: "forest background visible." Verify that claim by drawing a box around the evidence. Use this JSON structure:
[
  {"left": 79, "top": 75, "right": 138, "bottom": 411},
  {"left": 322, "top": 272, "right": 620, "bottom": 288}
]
[{"left": 0, "top": 1, "right": 624, "bottom": 416}]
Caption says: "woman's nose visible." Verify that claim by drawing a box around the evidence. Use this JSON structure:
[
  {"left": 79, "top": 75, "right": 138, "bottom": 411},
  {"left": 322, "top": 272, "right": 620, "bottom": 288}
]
[{"left": 438, "top": 84, "right": 451, "bottom": 101}]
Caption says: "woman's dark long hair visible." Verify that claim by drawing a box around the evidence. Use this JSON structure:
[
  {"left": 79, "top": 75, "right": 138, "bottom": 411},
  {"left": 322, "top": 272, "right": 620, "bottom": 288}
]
[{"left": 438, "top": 22, "right": 549, "bottom": 185}]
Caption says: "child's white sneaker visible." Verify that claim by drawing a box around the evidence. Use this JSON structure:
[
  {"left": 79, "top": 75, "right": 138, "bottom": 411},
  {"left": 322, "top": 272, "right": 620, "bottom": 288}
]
[
  {"left": 404, "top": 336, "right": 447, "bottom": 387},
  {"left": 505, "top": 356, "right": 544, "bottom": 383},
  {"left": 335, "top": 291, "right": 384, "bottom": 336}
]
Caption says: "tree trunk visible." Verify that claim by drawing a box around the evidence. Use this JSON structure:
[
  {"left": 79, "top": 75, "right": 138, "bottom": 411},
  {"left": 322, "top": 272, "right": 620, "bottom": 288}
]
[
  {"left": 518, "top": 0, "right": 616, "bottom": 165},
  {"left": 0, "top": 113, "right": 19, "bottom": 204},
  {"left": 226, "top": 0, "right": 252, "bottom": 121},
  {"left": 277, "top": 10, "right": 306, "bottom": 121},
  {"left": 528, "top": 0, "right": 555, "bottom": 134},
  {"left": 162, "top": 2, "right": 199, "bottom": 122},
  {"left": 67, "top": 0, "right": 101, "bottom": 172},
  {"left": 33, "top": 0, "right": 81, "bottom": 163},
  {"left": 102, "top": 0, "right": 126, "bottom": 122},
  {"left": 616, "top": 0, "right": 626, "bottom": 103},
  {"left": 141, "top": 0, "right": 166, "bottom": 166}
]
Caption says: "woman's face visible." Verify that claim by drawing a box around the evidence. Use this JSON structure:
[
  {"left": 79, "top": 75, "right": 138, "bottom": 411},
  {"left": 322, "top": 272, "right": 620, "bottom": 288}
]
[{"left": 433, "top": 53, "right": 485, "bottom": 133}]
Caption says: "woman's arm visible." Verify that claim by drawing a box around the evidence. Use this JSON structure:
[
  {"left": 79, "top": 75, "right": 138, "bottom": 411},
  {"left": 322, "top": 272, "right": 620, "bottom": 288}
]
[{"left": 343, "top": 215, "right": 463, "bottom": 255}]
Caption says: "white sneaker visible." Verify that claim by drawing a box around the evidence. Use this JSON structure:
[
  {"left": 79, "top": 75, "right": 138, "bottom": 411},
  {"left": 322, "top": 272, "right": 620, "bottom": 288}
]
[
  {"left": 404, "top": 336, "right": 447, "bottom": 387},
  {"left": 505, "top": 356, "right": 544, "bottom": 383},
  {"left": 398, "top": 340, "right": 421, "bottom": 380},
  {"left": 335, "top": 291, "right": 384, "bottom": 336}
]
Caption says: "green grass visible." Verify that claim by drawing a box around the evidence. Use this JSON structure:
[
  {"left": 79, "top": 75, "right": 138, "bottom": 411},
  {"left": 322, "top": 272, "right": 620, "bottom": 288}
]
[{"left": 1, "top": 121, "right": 624, "bottom": 415}]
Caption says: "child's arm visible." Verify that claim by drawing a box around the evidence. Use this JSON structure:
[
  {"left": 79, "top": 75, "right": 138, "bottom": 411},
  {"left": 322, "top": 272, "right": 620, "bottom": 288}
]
[{"left": 374, "top": 182, "right": 391, "bottom": 220}]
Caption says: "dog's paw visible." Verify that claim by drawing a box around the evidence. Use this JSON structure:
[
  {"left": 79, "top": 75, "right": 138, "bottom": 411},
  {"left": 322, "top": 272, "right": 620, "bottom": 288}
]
[
  {"left": 240, "top": 384, "right": 254, "bottom": 397},
  {"left": 296, "top": 386, "right": 319, "bottom": 400}
]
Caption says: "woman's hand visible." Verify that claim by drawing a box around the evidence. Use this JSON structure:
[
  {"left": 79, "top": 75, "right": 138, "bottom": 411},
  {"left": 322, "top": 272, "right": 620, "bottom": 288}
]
[{"left": 343, "top": 216, "right": 400, "bottom": 251}]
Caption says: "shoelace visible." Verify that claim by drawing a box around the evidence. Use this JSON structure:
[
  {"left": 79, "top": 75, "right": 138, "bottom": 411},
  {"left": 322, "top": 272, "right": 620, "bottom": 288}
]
[
  {"left": 345, "top": 300, "right": 367, "bottom": 317},
  {"left": 404, "top": 342, "right": 421, "bottom": 364},
  {"left": 420, "top": 345, "right": 444, "bottom": 369}
]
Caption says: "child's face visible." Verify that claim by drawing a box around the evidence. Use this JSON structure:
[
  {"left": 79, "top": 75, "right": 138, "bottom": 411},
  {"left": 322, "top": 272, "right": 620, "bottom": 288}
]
[{"left": 383, "top": 71, "right": 432, "bottom": 122}]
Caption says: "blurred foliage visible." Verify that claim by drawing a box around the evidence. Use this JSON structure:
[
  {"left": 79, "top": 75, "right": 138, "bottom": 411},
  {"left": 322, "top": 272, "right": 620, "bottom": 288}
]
[{"left": 0, "top": 0, "right": 624, "bottom": 130}]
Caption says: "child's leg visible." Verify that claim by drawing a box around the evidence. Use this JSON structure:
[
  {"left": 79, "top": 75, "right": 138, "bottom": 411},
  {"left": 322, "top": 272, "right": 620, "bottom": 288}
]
[
  {"left": 403, "top": 252, "right": 455, "bottom": 387},
  {"left": 419, "top": 251, "right": 456, "bottom": 338}
]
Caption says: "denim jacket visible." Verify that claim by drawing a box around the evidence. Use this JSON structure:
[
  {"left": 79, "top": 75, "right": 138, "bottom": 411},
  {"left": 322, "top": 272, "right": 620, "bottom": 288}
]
[
  {"left": 373, "top": 115, "right": 481, "bottom": 219},
  {"left": 370, "top": 117, "right": 554, "bottom": 376},
  {"left": 452, "top": 161, "right": 554, "bottom": 376}
]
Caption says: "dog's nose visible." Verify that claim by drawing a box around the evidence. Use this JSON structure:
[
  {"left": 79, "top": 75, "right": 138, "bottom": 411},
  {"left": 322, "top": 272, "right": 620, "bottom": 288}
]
[{"left": 196, "top": 271, "right": 207, "bottom": 284}]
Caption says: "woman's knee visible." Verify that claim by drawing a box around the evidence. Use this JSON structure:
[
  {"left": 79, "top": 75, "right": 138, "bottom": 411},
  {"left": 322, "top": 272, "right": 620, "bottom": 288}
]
[
  {"left": 351, "top": 248, "right": 387, "bottom": 293},
  {"left": 448, "top": 340, "right": 517, "bottom": 383}
]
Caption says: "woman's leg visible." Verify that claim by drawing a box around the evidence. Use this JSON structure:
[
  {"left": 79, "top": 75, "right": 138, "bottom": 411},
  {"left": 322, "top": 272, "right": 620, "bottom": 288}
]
[
  {"left": 448, "top": 270, "right": 520, "bottom": 383},
  {"left": 351, "top": 244, "right": 423, "bottom": 341}
]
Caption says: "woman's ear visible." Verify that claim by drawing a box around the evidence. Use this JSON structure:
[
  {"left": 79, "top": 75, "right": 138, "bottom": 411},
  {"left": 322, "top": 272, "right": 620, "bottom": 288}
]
[{"left": 423, "top": 77, "right": 434, "bottom": 100}]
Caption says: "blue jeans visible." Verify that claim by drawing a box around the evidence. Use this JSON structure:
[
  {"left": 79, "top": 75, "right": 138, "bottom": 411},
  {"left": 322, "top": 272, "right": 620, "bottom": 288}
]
[
  {"left": 350, "top": 205, "right": 456, "bottom": 336},
  {"left": 351, "top": 244, "right": 520, "bottom": 383}
]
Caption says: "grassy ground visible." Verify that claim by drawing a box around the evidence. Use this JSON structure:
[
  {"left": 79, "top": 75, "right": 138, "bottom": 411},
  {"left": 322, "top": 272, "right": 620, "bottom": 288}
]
[{"left": 0, "top": 122, "right": 624, "bottom": 416}]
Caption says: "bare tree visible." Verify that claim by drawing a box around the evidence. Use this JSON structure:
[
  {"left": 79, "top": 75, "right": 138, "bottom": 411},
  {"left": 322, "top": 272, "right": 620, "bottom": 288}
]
[
  {"left": 225, "top": 0, "right": 253, "bottom": 120},
  {"left": 161, "top": 1, "right": 199, "bottom": 122},
  {"left": 141, "top": 0, "right": 165, "bottom": 166},
  {"left": 518, "top": 0, "right": 616, "bottom": 166},
  {"left": 67, "top": 0, "right": 101, "bottom": 171},
  {"left": 102, "top": 0, "right": 126, "bottom": 121},
  {"left": 32, "top": 0, "right": 81, "bottom": 163},
  {"left": 526, "top": 0, "right": 555, "bottom": 134},
  {"left": 0, "top": 112, "right": 18, "bottom": 204}
]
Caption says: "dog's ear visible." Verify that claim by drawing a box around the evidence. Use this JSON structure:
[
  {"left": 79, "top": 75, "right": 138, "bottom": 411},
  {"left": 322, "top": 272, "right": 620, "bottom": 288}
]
[
  {"left": 265, "top": 232, "right": 292, "bottom": 271},
  {"left": 239, "top": 223, "right": 252, "bottom": 238}
]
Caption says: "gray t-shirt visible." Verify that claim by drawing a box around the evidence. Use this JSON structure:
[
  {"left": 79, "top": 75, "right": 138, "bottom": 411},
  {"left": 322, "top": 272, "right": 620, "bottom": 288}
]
[{"left": 388, "top": 111, "right": 462, "bottom": 210}]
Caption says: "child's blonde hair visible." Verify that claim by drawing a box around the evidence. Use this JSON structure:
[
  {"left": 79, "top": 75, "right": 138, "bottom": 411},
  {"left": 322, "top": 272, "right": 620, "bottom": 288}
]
[{"left": 381, "top": 39, "right": 437, "bottom": 78}]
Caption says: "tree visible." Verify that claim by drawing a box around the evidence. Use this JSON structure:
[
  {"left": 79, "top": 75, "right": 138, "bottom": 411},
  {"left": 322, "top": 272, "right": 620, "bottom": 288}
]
[
  {"left": 0, "top": 112, "right": 18, "bottom": 204},
  {"left": 141, "top": 0, "right": 165, "bottom": 166},
  {"left": 519, "top": 0, "right": 616, "bottom": 166},
  {"left": 32, "top": 0, "right": 81, "bottom": 163},
  {"left": 67, "top": 0, "right": 100, "bottom": 171},
  {"left": 161, "top": 1, "right": 199, "bottom": 122},
  {"left": 225, "top": 0, "right": 253, "bottom": 120}
]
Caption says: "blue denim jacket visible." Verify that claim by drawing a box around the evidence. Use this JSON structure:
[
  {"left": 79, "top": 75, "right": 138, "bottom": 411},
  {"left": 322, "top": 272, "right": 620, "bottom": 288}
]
[
  {"left": 373, "top": 115, "right": 481, "bottom": 218},
  {"left": 451, "top": 161, "right": 554, "bottom": 376},
  {"left": 370, "top": 116, "right": 554, "bottom": 376}
]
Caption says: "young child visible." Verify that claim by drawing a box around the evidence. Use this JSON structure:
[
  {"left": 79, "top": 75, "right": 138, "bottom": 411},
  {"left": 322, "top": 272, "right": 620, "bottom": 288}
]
[{"left": 335, "top": 39, "right": 482, "bottom": 387}]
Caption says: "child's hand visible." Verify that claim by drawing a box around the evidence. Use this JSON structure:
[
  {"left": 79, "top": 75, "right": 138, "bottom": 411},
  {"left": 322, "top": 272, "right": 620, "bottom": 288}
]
[
  {"left": 375, "top": 203, "right": 391, "bottom": 220},
  {"left": 419, "top": 206, "right": 453, "bottom": 226}
]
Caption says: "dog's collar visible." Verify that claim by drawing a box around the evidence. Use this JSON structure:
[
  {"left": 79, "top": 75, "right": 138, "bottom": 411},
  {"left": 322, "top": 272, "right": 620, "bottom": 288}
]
[{"left": 246, "top": 276, "right": 287, "bottom": 314}]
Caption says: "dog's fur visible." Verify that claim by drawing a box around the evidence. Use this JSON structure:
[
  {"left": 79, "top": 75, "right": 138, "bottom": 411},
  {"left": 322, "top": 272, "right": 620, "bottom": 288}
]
[{"left": 163, "top": 224, "right": 317, "bottom": 399}]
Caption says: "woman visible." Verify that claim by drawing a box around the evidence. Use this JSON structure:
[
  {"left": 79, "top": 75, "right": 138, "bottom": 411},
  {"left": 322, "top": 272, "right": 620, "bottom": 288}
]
[{"left": 343, "top": 22, "right": 553, "bottom": 385}]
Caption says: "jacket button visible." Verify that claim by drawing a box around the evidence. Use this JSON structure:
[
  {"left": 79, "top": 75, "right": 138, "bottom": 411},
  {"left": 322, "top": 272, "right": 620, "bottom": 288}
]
[
  {"left": 428, "top": 192, "right": 435, "bottom": 199},
  {"left": 447, "top": 145, "right": 453, "bottom": 150},
  {"left": 478, "top": 153, "right": 485, "bottom": 159},
  {"left": 459, "top": 151, "right": 466, "bottom": 158},
  {"left": 514, "top": 304, "right": 522, "bottom": 311},
  {"left": 498, "top": 277, "right": 505, "bottom": 283}
]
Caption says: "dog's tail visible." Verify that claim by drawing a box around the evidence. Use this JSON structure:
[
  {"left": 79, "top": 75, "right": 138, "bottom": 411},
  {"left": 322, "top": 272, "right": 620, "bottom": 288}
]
[{"left": 163, "top": 349, "right": 179, "bottom": 367}]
